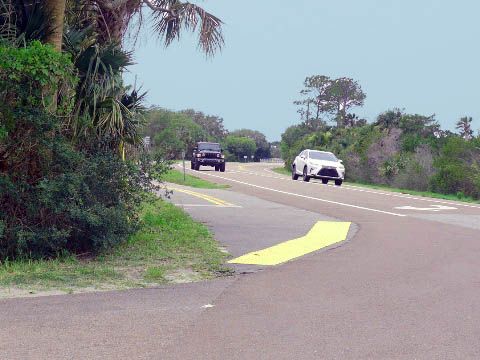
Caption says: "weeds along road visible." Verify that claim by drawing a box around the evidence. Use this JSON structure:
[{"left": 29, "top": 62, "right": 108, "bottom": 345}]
[{"left": 166, "top": 162, "right": 480, "bottom": 359}]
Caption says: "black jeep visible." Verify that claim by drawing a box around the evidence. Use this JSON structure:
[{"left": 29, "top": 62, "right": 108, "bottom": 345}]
[{"left": 191, "top": 142, "right": 226, "bottom": 172}]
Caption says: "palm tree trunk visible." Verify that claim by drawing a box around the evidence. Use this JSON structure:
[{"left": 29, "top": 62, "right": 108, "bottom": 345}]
[{"left": 45, "top": 0, "right": 66, "bottom": 52}]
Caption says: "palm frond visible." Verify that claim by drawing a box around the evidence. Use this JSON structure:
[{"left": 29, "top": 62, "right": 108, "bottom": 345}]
[
  {"left": 151, "top": 0, "right": 224, "bottom": 56},
  {"left": 95, "top": 89, "right": 145, "bottom": 146},
  {"left": 63, "top": 25, "right": 96, "bottom": 60}
]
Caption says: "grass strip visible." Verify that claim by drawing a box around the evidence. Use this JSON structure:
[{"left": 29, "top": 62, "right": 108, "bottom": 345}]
[
  {"left": 0, "top": 200, "right": 232, "bottom": 297},
  {"left": 271, "top": 167, "right": 480, "bottom": 204},
  {"left": 163, "top": 168, "right": 229, "bottom": 189}
]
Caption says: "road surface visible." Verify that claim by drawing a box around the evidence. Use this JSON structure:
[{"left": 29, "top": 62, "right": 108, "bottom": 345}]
[{"left": 2, "top": 162, "right": 480, "bottom": 359}]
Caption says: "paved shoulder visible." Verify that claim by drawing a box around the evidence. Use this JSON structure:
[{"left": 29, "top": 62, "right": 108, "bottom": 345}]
[{"left": 166, "top": 182, "right": 357, "bottom": 273}]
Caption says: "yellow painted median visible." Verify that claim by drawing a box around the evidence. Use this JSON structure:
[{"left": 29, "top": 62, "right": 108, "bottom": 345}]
[
  {"left": 228, "top": 221, "right": 351, "bottom": 266},
  {"left": 170, "top": 187, "right": 236, "bottom": 207}
]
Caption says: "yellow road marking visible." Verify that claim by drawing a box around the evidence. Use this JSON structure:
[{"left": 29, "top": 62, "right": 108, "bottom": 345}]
[
  {"left": 170, "top": 187, "right": 236, "bottom": 207},
  {"left": 228, "top": 221, "right": 351, "bottom": 265}
]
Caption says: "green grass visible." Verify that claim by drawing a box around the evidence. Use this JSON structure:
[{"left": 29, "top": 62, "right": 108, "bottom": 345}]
[
  {"left": 0, "top": 257, "right": 120, "bottom": 289},
  {"left": 0, "top": 200, "right": 232, "bottom": 297},
  {"left": 163, "top": 168, "right": 229, "bottom": 189},
  {"left": 271, "top": 167, "right": 291, "bottom": 176},
  {"left": 144, "top": 266, "right": 166, "bottom": 281},
  {"left": 271, "top": 167, "right": 480, "bottom": 204}
]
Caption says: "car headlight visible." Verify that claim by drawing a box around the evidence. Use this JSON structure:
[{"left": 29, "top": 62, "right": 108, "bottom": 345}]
[
  {"left": 196, "top": 154, "right": 201, "bottom": 158},
  {"left": 221, "top": 154, "right": 225, "bottom": 159},
  {"left": 216, "top": 153, "right": 220, "bottom": 158}
]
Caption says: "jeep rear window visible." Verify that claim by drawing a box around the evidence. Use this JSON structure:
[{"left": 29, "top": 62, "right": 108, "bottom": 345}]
[{"left": 198, "top": 143, "right": 221, "bottom": 151}]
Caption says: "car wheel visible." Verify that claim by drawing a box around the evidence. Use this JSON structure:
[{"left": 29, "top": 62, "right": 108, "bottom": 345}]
[
  {"left": 292, "top": 165, "right": 299, "bottom": 180},
  {"left": 302, "top": 166, "right": 310, "bottom": 182},
  {"left": 195, "top": 164, "right": 200, "bottom": 171},
  {"left": 191, "top": 162, "right": 194, "bottom": 170},
  {"left": 335, "top": 179, "right": 343, "bottom": 186},
  {"left": 220, "top": 164, "right": 226, "bottom": 172},
  {"left": 322, "top": 179, "right": 328, "bottom": 184},
  {"left": 215, "top": 165, "right": 219, "bottom": 171}
]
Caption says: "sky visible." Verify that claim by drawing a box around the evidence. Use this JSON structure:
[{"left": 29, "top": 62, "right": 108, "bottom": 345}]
[{"left": 124, "top": 0, "right": 480, "bottom": 141}]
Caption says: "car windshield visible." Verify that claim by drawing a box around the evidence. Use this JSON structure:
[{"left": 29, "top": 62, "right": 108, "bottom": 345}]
[
  {"left": 309, "top": 151, "right": 337, "bottom": 161},
  {"left": 198, "top": 143, "right": 221, "bottom": 151}
]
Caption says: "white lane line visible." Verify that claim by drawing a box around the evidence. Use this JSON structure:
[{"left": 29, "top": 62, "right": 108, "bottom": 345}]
[
  {"left": 395, "top": 205, "right": 457, "bottom": 211},
  {"left": 193, "top": 172, "right": 406, "bottom": 217},
  {"left": 260, "top": 167, "right": 480, "bottom": 210}
]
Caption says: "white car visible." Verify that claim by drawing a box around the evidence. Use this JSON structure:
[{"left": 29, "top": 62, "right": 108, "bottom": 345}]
[{"left": 292, "top": 149, "right": 345, "bottom": 185}]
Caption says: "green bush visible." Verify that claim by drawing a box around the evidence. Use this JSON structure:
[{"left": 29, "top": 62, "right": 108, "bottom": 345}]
[
  {"left": 429, "top": 137, "right": 480, "bottom": 199},
  {"left": 223, "top": 150, "right": 237, "bottom": 162},
  {"left": 401, "top": 134, "right": 421, "bottom": 152},
  {"left": 0, "top": 106, "right": 166, "bottom": 260},
  {"left": 393, "top": 158, "right": 431, "bottom": 191},
  {"left": 0, "top": 41, "right": 168, "bottom": 260},
  {"left": 0, "top": 41, "right": 76, "bottom": 116}
]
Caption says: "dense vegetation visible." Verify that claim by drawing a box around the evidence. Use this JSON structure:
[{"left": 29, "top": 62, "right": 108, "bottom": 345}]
[
  {"left": 0, "top": 0, "right": 224, "bottom": 260},
  {"left": 282, "top": 75, "right": 480, "bottom": 200}
]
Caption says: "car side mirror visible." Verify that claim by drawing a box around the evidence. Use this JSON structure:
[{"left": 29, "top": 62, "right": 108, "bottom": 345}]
[{"left": 338, "top": 159, "right": 343, "bottom": 163}]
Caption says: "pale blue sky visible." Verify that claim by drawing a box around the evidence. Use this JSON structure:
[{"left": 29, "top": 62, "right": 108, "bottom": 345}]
[{"left": 124, "top": 0, "right": 480, "bottom": 141}]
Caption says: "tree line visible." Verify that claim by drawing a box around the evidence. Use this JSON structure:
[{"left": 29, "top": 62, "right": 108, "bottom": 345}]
[
  {"left": 282, "top": 75, "right": 480, "bottom": 200},
  {"left": 143, "top": 107, "right": 272, "bottom": 162}
]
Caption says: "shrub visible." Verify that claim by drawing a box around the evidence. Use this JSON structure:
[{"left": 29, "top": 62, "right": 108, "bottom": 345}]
[
  {"left": 0, "top": 41, "right": 76, "bottom": 116},
  {"left": 0, "top": 41, "right": 169, "bottom": 260},
  {"left": 429, "top": 137, "right": 480, "bottom": 199},
  {"left": 0, "top": 106, "right": 167, "bottom": 260}
]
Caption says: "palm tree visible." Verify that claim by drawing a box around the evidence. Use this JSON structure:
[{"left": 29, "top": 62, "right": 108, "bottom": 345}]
[
  {"left": 49, "top": 0, "right": 224, "bottom": 56},
  {"left": 61, "top": 1, "right": 224, "bottom": 157},
  {"left": 456, "top": 116, "right": 474, "bottom": 139},
  {"left": 45, "top": 0, "right": 65, "bottom": 51}
]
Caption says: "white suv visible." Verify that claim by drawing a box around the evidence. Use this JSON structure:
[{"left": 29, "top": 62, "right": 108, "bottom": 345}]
[{"left": 292, "top": 149, "right": 345, "bottom": 185}]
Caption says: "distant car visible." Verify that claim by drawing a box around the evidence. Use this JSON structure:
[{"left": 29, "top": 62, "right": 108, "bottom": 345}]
[
  {"left": 292, "top": 149, "right": 345, "bottom": 185},
  {"left": 191, "top": 142, "right": 226, "bottom": 172}
]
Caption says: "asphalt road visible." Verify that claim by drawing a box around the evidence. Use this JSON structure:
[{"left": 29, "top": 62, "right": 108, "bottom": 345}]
[
  {"left": 165, "top": 162, "right": 480, "bottom": 359},
  {"left": 2, "top": 162, "right": 480, "bottom": 359}
]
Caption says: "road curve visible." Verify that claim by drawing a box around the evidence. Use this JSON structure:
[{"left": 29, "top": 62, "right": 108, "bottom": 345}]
[
  {"left": 165, "top": 162, "right": 480, "bottom": 359},
  {"left": 2, "top": 162, "right": 480, "bottom": 359}
]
